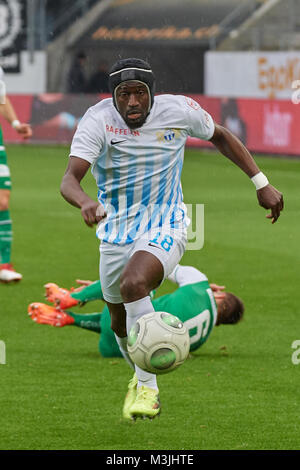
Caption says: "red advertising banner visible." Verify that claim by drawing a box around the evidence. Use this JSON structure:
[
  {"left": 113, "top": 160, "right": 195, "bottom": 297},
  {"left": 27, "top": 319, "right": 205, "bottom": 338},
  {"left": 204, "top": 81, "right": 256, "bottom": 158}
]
[
  {"left": 190, "top": 95, "right": 300, "bottom": 156},
  {"left": 1, "top": 94, "right": 299, "bottom": 157},
  {"left": 237, "top": 98, "right": 300, "bottom": 155},
  {"left": 29, "top": 94, "right": 104, "bottom": 144}
]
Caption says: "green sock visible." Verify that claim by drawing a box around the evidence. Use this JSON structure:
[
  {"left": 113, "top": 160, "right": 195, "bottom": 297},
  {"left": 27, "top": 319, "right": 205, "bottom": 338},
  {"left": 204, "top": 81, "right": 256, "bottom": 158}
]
[
  {"left": 0, "top": 210, "right": 12, "bottom": 264},
  {"left": 67, "top": 311, "right": 102, "bottom": 333},
  {"left": 70, "top": 280, "right": 104, "bottom": 303}
]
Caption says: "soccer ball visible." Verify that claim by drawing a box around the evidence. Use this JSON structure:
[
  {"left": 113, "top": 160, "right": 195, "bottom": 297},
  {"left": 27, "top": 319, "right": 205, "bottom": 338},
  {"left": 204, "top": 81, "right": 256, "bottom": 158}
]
[{"left": 127, "top": 311, "right": 190, "bottom": 375}]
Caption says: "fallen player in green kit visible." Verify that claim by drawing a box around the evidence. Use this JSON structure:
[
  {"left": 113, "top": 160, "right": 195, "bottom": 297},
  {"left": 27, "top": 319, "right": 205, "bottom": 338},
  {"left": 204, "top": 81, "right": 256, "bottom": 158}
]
[{"left": 28, "top": 264, "right": 244, "bottom": 357}]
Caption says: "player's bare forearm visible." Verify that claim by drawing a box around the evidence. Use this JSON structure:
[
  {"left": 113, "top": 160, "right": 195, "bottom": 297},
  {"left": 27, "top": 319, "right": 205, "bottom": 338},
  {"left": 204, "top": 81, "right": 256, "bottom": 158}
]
[
  {"left": 60, "top": 171, "right": 91, "bottom": 209},
  {"left": 0, "top": 97, "right": 18, "bottom": 122},
  {"left": 61, "top": 156, "right": 106, "bottom": 227},
  {"left": 60, "top": 156, "right": 91, "bottom": 207},
  {"left": 210, "top": 124, "right": 284, "bottom": 223},
  {"left": 210, "top": 124, "right": 259, "bottom": 177}
]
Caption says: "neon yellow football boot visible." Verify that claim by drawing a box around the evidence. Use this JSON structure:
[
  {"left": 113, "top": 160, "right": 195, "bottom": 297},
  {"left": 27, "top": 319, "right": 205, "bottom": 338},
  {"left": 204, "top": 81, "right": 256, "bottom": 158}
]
[
  {"left": 122, "top": 373, "right": 138, "bottom": 420},
  {"left": 130, "top": 385, "right": 161, "bottom": 420}
]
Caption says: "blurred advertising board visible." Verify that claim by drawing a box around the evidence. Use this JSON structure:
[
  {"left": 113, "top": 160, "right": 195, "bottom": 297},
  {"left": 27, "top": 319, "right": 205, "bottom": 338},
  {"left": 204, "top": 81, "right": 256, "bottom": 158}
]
[
  {"left": 1, "top": 93, "right": 300, "bottom": 156},
  {"left": 189, "top": 95, "right": 300, "bottom": 155},
  {"left": 205, "top": 51, "right": 300, "bottom": 100}
]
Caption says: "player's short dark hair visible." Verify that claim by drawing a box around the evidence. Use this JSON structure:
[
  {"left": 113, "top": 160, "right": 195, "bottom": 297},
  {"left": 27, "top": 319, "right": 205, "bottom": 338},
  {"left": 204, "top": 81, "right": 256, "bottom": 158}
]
[
  {"left": 217, "top": 292, "right": 244, "bottom": 326},
  {"left": 109, "top": 58, "right": 155, "bottom": 109}
]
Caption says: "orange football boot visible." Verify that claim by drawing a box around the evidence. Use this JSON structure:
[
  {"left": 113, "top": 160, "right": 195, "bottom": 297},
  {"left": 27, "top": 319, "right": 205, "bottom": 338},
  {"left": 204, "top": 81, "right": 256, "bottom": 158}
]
[
  {"left": 44, "top": 283, "right": 79, "bottom": 309},
  {"left": 28, "top": 302, "right": 75, "bottom": 327}
]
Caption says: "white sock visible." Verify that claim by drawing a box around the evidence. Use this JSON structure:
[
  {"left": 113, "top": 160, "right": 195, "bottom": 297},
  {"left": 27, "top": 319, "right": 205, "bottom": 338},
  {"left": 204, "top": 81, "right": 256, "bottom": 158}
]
[
  {"left": 124, "top": 296, "right": 158, "bottom": 391},
  {"left": 114, "top": 334, "right": 134, "bottom": 370},
  {"left": 135, "top": 365, "right": 159, "bottom": 390}
]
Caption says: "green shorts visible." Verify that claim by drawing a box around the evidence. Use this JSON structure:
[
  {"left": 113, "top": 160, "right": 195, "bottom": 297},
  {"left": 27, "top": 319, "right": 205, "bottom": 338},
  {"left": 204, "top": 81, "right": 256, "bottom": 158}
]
[{"left": 0, "top": 127, "right": 11, "bottom": 190}]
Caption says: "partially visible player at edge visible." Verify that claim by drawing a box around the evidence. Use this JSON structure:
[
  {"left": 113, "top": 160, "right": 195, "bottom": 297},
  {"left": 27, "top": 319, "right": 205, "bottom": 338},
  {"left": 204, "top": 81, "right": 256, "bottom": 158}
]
[
  {"left": 60, "top": 58, "right": 284, "bottom": 420},
  {"left": 0, "top": 66, "right": 32, "bottom": 283},
  {"left": 28, "top": 264, "right": 244, "bottom": 421}
]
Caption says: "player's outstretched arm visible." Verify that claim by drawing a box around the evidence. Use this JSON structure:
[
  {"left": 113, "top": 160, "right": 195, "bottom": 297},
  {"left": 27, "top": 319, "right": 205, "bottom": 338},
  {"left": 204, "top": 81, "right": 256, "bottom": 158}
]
[
  {"left": 168, "top": 265, "right": 209, "bottom": 287},
  {"left": 60, "top": 156, "right": 106, "bottom": 227},
  {"left": 210, "top": 124, "right": 284, "bottom": 223}
]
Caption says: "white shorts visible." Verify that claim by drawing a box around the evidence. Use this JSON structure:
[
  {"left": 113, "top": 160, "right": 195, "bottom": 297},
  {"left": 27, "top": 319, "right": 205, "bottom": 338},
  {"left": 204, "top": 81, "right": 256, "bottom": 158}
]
[{"left": 100, "top": 229, "right": 187, "bottom": 304}]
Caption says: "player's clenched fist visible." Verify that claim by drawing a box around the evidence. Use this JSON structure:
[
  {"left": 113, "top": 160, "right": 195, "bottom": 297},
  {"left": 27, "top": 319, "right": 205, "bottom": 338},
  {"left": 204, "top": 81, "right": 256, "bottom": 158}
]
[
  {"left": 15, "top": 123, "right": 32, "bottom": 139},
  {"left": 257, "top": 184, "right": 284, "bottom": 224},
  {"left": 81, "top": 200, "right": 106, "bottom": 227}
]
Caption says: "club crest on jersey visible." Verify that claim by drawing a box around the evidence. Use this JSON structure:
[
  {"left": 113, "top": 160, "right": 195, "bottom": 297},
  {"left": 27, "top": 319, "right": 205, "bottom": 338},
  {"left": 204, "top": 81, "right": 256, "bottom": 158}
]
[
  {"left": 164, "top": 130, "right": 175, "bottom": 141},
  {"left": 156, "top": 129, "right": 180, "bottom": 142}
]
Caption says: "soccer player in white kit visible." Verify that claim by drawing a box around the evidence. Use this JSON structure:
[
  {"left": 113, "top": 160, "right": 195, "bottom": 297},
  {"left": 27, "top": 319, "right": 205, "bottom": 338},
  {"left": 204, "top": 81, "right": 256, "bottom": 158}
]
[{"left": 61, "top": 58, "right": 283, "bottom": 420}]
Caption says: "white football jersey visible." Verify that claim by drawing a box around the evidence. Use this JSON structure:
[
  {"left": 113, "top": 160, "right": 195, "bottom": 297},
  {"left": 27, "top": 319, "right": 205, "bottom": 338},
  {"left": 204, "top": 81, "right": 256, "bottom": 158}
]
[{"left": 70, "top": 94, "right": 215, "bottom": 244}]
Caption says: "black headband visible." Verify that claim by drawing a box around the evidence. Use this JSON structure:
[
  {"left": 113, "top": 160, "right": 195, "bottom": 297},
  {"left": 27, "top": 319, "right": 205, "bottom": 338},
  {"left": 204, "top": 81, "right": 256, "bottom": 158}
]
[{"left": 109, "top": 66, "right": 155, "bottom": 109}]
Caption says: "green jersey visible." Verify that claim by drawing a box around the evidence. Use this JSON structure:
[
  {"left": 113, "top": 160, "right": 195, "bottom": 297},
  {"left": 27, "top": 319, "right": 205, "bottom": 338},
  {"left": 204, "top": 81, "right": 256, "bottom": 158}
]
[
  {"left": 99, "top": 280, "right": 217, "bottom": 357},
  {"left": 0, "top": 127, "right": 11, "bottom": 190},
  {"left": 0, "top": 67, "right": 12, "bottom": 190}
]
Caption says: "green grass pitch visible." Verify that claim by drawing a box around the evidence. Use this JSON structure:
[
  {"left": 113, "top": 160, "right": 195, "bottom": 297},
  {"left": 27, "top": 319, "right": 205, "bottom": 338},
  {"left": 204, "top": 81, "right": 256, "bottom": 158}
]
[{"left": 0, "top": 144, "right": 299, "bottom": 450}]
